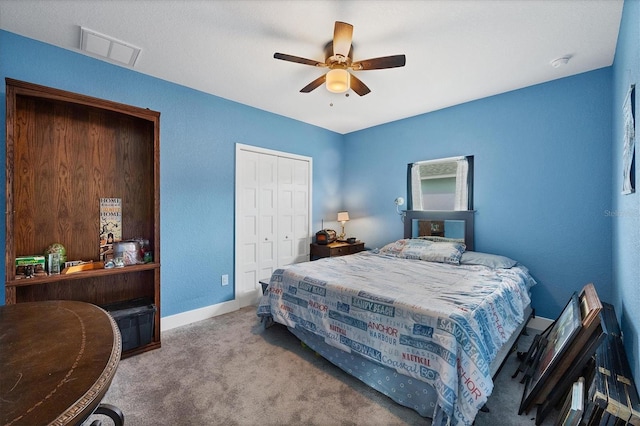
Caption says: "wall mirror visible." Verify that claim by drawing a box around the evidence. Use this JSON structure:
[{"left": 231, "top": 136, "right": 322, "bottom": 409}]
[{"left": 406, "top": 155, "right": 474, "bottom": 210}]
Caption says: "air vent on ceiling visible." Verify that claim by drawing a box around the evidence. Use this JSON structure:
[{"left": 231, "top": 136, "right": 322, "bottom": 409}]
[{"left": 79, "top": 27, "right": 141, "bottom": 67}]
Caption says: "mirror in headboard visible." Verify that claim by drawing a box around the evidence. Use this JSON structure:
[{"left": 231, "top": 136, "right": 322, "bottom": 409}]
[
  {"left": 403, "top": 210, "right": 475, "bottom": 251},
  {"left": 407, "top": 155, "right": 474, "bottom": 211}
]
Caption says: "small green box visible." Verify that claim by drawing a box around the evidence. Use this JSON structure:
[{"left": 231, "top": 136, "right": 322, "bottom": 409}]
[
  {"left": 15, "top": 255, "right": 46, "bottom": 278},
  {"left": 15, "top": 255, "right": 46, "bottom": 266}
]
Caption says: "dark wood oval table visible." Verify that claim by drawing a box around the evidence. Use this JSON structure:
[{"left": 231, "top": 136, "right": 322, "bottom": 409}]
[{"left": 0, "top": 300, "right": 123, "bottom": 426}]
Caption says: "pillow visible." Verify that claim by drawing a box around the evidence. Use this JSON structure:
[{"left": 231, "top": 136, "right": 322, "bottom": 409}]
[
  {"left": 377, "top": 239, "right": 409, "bottom": 257},
  {"left": 378, "top": 238, "right": 466, "bottom": 265},
  {"left": 459, "top": 251, "right": 518, "bottom": 269}
]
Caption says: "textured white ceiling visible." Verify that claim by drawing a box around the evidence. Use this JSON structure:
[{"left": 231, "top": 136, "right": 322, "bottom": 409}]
[{"left": 0, "top": 0, "right": 624, "bottom": 134}]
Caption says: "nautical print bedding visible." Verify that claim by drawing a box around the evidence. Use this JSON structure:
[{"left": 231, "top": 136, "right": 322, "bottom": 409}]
[{"left": 257, "top": 250, "right": 535, "bottom": 425}]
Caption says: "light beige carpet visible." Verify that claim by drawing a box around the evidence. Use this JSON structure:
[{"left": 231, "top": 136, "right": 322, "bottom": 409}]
[{"left": 93, "top": 306, "right": 557, "bottom": 425}]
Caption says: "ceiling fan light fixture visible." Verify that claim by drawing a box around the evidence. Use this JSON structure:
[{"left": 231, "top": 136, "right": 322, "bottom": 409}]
[
  {"left": 326, "top": 69, "right": 350, "bottom": 93},
  {"left": 275, "top": 21, "right": 405, "bottom": 96}
]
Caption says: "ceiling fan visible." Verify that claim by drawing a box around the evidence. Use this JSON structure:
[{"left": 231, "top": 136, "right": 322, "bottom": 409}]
[{"left": 274, "top": 21, "right": 406, "bottom": 96}]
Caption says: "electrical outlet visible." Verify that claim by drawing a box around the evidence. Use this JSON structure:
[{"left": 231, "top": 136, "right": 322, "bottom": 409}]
[{"left": 221, "top": 274, "right": 229, "bottom": 286}]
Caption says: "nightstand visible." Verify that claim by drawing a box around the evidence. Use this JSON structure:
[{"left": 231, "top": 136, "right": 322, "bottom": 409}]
[{"left": 310, "top": 241, "right": 365, "bottom": 260}]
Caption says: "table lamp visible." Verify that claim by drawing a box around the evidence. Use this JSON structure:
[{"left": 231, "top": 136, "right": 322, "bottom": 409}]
[{"left": 337, "top": 211, "right": 349, "bottom": 240}]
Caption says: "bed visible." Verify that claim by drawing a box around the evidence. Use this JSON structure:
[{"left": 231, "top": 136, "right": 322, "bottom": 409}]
[{"left": 257, "top": 211, "right": 535, "bottom": 425}]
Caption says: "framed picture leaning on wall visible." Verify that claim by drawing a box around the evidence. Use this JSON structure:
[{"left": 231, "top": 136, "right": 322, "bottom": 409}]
[
  {"left": 518, "top": 283, "right": 603, "bottom": 420},
  {"left": 519, "top": 293, "right": 582, "bottom": 414}
]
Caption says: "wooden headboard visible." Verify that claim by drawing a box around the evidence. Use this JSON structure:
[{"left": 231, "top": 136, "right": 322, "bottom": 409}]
[{"left": 403, "top": 210, "right": 475, "bottom": 251}]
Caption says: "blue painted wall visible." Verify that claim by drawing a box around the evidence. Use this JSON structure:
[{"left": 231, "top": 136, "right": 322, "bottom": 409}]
[
  {"left": 343, "top": 69, "right": 613, "bottom": 321},
  {"left": 611, "top": 0, "right": 640, "bottom": 386},
  {"left": 0, "top": 30, "right": 344, "bottom": 316}
]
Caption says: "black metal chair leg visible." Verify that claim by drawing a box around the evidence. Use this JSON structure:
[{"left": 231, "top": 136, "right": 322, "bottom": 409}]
[{"left": 93, "top": 403, "right": 124, "bottom": 426}]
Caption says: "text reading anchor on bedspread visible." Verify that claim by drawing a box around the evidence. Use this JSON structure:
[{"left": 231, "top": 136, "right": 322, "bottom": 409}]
[{"left": 257, "top": 211, "right": 536, "bottom": 426}]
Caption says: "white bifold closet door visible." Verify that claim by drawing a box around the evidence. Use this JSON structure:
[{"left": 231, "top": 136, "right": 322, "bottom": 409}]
[
  {"left": 277, "top": 156, "right": 311, "bottom": 266},
  {"left": 235, "top": 144, "right": 311, "bottom": 307}
]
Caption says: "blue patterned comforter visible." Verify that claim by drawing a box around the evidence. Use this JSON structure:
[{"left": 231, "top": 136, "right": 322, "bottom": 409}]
[{"left": 257, "top": 251, "right": 534, "bottom": 425}]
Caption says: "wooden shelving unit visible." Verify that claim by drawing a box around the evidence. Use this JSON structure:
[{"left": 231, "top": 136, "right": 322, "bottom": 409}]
[{"left": 5, "top": 78, "right": 161, "bottom": 357}]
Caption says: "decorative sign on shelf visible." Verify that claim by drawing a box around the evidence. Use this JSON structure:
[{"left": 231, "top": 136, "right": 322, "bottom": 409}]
[{"left": 99, "top": 198, "right": 122, "bottom": 261}]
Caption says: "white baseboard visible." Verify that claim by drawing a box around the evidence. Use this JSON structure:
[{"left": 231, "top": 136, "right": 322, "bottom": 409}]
[
  {"left": 528, "top": 315, "right": 553, "bottom": 333},
  {"left": 161, "top": 299, "right": 240, "bottom": 332}
]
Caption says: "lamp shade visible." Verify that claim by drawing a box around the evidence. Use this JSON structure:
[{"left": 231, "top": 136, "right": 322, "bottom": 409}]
[
  {"left": 337, "top": 211, "right": 350, "bottom": 222},
  {"left": 326, "top": 69, "right": 350, "bottom": 93}
]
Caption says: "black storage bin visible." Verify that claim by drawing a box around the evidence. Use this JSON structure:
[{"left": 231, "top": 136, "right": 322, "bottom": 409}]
[{"left": 102, "top": 298, "right": 156, "bottom": 352}]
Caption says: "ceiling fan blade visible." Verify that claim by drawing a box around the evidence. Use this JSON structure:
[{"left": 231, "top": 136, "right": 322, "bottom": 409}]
[
  {"left": 300, "top": 74, "right": 327, "bottom": 93},
  {"left": 333, "top": 21, "right": 353, "bottom": 57},
  {"left": 349, "top": 73, "right": 371, "bottom": 96},
  {"left": 274, "top": 53, "right": 325, "bottom": 67},
  {"left": 352, "top": 55, "right": 406, "bottom": 70}
]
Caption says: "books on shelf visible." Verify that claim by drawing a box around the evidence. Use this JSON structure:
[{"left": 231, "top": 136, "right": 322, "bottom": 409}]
[{"left": 99, "top": 198, "right": 122, "bottom": 261}]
